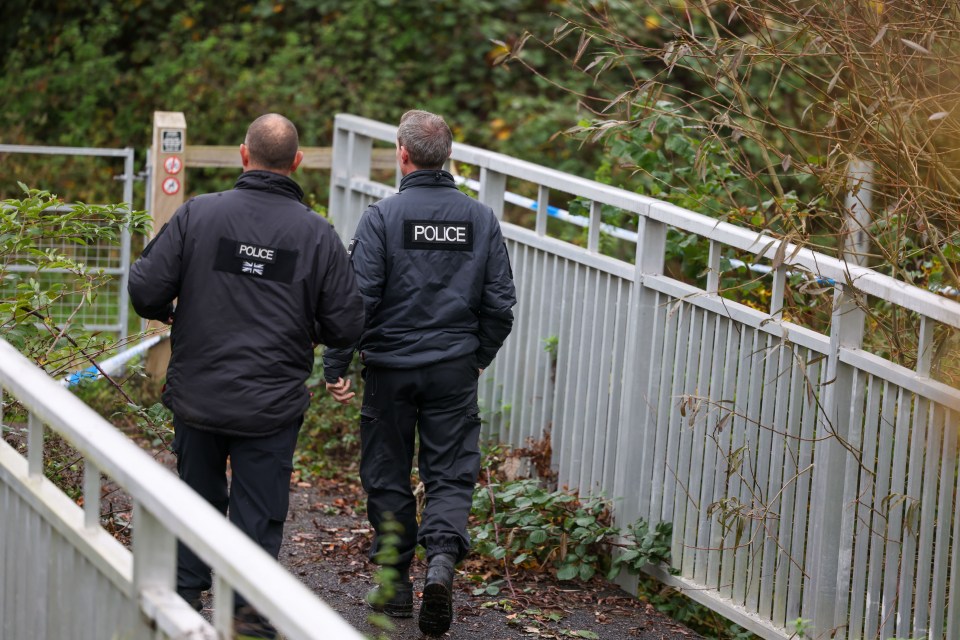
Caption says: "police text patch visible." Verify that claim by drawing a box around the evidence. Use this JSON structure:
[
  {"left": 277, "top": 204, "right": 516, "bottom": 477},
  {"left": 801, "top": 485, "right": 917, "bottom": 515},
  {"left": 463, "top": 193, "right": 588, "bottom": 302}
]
[
  {"left": 235, "top": 241, "right": 277, "bottom": 264},
  {"left": 214, "top": 237, "right": 297, "bottom": 283},
  {"left": 403, "top": 220, "right": 473, "bottom": 251}
]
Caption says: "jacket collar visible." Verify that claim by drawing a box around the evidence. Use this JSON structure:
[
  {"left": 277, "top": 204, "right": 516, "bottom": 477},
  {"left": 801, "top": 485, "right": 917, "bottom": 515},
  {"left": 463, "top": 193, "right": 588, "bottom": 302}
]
[
  {"left": 399, "top": 169, "right": 456, "bottom": 191},
  {"left": 235, "top": 170, "right": 304, "bottom": 201}
]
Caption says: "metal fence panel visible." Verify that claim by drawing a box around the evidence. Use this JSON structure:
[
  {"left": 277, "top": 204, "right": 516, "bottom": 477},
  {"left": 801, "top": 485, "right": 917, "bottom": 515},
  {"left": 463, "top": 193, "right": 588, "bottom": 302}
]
[
  {"left": 0, "top": 145, "right": 135, "bottom": 341},
  {"left": 327, "top": 114, "right": 960, "bottom": 640}
]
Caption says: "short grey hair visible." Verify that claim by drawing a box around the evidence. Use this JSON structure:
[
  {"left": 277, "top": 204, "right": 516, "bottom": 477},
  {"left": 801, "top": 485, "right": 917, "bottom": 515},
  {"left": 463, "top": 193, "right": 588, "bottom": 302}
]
[
  {"left": 244, "top": 113, "right": 299, "bottom": 171},
  {"left": 397, "top": 110, "right": 452, "bottom": 170}
]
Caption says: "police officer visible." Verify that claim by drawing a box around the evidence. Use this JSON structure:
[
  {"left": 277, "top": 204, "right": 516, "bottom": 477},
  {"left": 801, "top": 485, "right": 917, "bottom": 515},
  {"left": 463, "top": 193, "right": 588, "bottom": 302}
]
[
  {"left": 324, "top": 109, "right": 516, "bottom": 636},
  {"left": 129, "top": 113, "right": 364, "bottom": 638}
]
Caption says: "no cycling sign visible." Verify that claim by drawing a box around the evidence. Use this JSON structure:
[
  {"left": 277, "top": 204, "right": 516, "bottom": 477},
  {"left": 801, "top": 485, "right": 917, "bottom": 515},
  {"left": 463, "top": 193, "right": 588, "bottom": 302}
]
[{"left": 161, "top": 177, "right": 180, "bottom": 196}]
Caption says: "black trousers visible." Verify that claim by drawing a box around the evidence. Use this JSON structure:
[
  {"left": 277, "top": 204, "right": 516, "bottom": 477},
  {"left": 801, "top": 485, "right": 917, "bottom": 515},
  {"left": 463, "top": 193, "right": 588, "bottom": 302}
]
[
  {"left": 172, "top": 416, "right": 301, "bottom": 600},
  {"left": 360, "top": 355, "right": 482, "bottom": 571}
]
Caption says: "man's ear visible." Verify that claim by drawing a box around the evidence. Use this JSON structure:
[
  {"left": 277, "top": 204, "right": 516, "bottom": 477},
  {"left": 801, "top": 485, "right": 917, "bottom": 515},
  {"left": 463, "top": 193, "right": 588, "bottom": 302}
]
[
  {"left": 290, "top": 149, "right": 304, "bottom": 173},
  {"left": 240, "top": 144, "right": 250, "bottom": 170}
]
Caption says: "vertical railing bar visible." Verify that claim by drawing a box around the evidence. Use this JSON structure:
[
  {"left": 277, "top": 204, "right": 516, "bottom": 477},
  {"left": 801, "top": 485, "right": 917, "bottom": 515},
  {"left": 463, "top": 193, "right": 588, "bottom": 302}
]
[
  {"left": 666, "top": 303, "right": 695, "bottom": 560},
  {"left": 896, "top": 389, "right": 929, "bottom": 638},
  {"left": 697, "top": 315, "right": 728, "bottom": 586},
  {"left": 514, "top": 244, "right": 538, "bottom": 446},
  {"left": 757, "top": 339, "right": 790, "bottom": 620},
  {"left": 550, "top": 258, "right": 574, "bottom": 483},
  {"left": 864, "top": 380, "right": 897, "bottom": 640},
  {"left": 719, "top": 325, "right": 751, "bottom": 600},
  {"left": 707, "top": 240, "right": 721, "bottom": 294},
  {"left": 831, "top": 366, "right": 867, "bottom": 640},
  {"left": 117, "top": 147, "right": 135, "bottom": 342},
  {"left": 786, "top": 349, "right": 821, "bottom": 622},
  {"left": 911, "top": 400, "right": 941, "bottom": 636},
  {"left": 478, "top": 167, "right": 506, "bottom": 220},
  {"left": 747, "top": 331, "right": 776, "bottom": 612},
  {"left": 845, "top": 374, "right": 879, "bottom": 637},
  {"left": 601, "top": 279, "right": 627, "bottom": 493},
  {"left": 502, "top": 242, "right": 528, "bottom": 448},
  {"left": 736, "top": 329, "right": 766, "bottom": 609},
  {"left": 84, "top": 461, "right": 101, "bottom": 530},
  {"left": 539, "top": 253, "right": 560, "bottom": 448},
  {"left": 586, "top": 272, "right": 614, "bottom": 493},
  {"left": 578, "top": 269, "right": 605, "bottom": 493},
  {"left": 214, "top": 573, "right": 234, "bottom": 637},
  {"left": 930, "top": 408, "right": 957, "bottom": 638},
  {"left": 770, "top": 265, "right": 786, "bottom": 319},
  {"left": 28, "top": 412, "right": 43, "bottom": 477},
  {"left": 132, "top": 501, "right": 176, "bottom": 595},
  {"left": 638, "top": 289, "right": 666, "bottom": 522},
  {"left": 947, "top": 437, "right": 960, "bottom": 639},
  {"left": 535, "top": 185, "right": 550, "bottom": 236},
  {"left": 880, "top": 388, "right": 911, "bottom": 638},
  {"left": 917, "top": 316, "right": 933, "bottom": 376},
  {"left": 772, "top": 342, "right": 805, "bottom": 626},
  {"left": 682, "top": 311, "right": 719, "bottom": 580},
  {"left": 587, "top": 201, "right": 602, "bottom": 253},
  {"left": 650, "top": 297, "right": 680, "bottom": 524},
  {"left": 678, "top": 305, "right": 708, "bottom": 575},
  {"left": 558, "top": 264, "right": 585, "bottom": 490}
]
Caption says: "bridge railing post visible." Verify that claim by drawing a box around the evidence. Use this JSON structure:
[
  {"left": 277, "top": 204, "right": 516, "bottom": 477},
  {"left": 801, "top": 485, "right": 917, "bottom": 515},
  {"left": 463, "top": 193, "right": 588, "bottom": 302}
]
[
  {"left": 612, "top": 212, "right": 664, "bottom": 592},
  {"left": 478, "top": 166, "right": 506, "bottom": 220},
  {"left": 330, "top": 116, "right": 373, "bottom": 242},
  {"left": 803, "top": 283, "right": 864, "bottom": 635},
  {"left": 145, "top": 111, "right": 186, "bottom": 379}
]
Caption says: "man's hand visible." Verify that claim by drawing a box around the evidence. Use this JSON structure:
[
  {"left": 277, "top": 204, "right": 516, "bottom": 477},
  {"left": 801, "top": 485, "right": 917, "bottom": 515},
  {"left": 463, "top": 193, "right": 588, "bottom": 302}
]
[{"left": 325, "top": 377, "right": 355, "bottom": 404}]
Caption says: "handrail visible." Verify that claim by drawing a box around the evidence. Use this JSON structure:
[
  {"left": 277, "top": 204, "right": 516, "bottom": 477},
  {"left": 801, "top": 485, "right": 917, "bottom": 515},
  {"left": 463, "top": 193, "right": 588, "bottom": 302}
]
[
  {"left": 333, "top": 113, "right": 960, "bottom": 331},
  {"left": 0, "top": 338, "right": 364, "bottom": 639}
]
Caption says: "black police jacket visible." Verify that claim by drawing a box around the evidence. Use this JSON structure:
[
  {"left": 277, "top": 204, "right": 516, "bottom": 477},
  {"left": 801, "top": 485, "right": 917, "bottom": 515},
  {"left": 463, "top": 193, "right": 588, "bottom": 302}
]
[
  {"left": 323, "top": 169, "right": 516, "bottom": 381},
  {"left": 129, "top": 170, "right": 364, "bottom": 436}
]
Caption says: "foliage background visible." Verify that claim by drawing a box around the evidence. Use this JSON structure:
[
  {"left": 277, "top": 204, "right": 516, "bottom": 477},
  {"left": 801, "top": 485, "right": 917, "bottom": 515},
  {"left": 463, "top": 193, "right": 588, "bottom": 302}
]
[{"left": 0, "top": 0, "right": 604, "bottom": 205}]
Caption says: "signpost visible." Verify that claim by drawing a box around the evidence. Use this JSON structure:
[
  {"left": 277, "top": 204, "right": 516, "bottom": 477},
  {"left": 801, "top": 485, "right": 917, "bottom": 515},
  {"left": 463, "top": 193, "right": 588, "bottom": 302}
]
[{"left": 145, "top": 111, "right": 186, "bottom": 378}]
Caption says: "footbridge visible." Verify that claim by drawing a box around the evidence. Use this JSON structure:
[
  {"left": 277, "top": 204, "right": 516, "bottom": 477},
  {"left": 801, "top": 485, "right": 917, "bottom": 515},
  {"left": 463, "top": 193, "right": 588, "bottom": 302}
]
[{"left": 3, "top": 113, "right": 960, "bottom": 639}]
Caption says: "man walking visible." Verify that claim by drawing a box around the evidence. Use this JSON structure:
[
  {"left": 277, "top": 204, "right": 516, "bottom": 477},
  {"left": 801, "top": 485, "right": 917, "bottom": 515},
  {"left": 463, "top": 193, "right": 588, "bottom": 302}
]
[
  {"left": 324, "top": 109, "right": 517, "bottom": 636},
  {"left": 129, "top": 113, "right": 364, "bottom": 638}
]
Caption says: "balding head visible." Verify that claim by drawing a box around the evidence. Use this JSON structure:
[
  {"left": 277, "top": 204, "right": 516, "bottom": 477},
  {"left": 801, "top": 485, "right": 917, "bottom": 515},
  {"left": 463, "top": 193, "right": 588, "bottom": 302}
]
[{"left": 241, "top": 114, "right": 301, "bottom": 174}]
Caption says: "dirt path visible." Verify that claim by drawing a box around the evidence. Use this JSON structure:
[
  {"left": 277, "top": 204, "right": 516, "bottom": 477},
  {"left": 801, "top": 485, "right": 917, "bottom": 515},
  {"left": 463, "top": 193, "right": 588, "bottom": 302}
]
[{"left": 277, "top": 478, "right": 702, "bottom": 640}]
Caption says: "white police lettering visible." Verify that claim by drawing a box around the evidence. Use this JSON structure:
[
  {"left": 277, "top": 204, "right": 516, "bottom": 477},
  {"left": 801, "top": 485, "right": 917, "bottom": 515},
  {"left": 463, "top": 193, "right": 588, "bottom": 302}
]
[
  {"left": 404, "top": 220, "right": 473, "bottom": 251},
  {"left": 413, "top": 224, "right": 467, "bottom": 243},
  {"left": 235, "top": 241, "right": 277, "bottom": 264}
]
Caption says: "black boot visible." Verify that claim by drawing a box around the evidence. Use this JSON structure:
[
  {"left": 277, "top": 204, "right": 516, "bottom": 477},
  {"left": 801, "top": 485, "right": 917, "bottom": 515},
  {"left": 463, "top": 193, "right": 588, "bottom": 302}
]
[
  {"left": 418, "top": 553, "right": 456, "bottom": 636},
  {"left": 367, "top": 579, "right": 414, "bottom": 618},
  {"left": 234, "top": 604, "right": 278, "bottom": 639}
]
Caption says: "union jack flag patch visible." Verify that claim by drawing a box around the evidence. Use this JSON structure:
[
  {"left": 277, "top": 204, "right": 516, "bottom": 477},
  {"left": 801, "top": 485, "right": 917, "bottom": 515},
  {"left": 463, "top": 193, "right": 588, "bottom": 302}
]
[{"left": 242, "top": 261, "right": 264, "bottom": 276}]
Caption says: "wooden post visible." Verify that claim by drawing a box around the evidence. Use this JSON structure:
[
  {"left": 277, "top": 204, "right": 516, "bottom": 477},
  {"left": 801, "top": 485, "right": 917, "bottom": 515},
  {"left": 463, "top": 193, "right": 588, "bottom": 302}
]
[{"left": 145, "top": 111, "right": 186, "bottom": 379}]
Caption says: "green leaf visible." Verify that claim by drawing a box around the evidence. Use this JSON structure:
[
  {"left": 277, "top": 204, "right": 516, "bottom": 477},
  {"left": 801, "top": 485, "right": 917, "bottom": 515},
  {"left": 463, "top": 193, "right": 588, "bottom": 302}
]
[{"left": 556, "top": 565, "right": 577, "bottom": 581}]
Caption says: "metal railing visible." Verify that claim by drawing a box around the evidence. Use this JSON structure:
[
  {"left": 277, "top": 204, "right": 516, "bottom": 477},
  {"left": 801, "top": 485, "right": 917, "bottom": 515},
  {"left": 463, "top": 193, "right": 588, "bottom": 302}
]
[
  {"left": 0, "top": 339, "right": 365, "bottom": 639},
  {"left": 0, "top": 144, "right": 136, "bottom": 341},
  {"left": 329, "top": 114, "right": 960, "bottom": 640}
]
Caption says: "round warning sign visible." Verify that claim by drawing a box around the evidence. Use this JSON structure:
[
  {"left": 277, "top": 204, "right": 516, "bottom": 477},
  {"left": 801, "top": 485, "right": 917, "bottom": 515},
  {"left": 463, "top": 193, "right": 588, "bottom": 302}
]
[
  {"left": 161, "top": 177, "right": 181, "bottom": 196},
  {"left": 163, "top": 155, "right": 183, "bottom": 174}
]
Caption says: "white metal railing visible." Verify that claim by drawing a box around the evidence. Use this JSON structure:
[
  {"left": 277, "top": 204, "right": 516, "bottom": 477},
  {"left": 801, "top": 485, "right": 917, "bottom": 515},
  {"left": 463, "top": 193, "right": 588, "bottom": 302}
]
[
  {"left": 330, "top": 113, "right": 960, "bottom": 640},
  {"left": 0, "top": 339, "right": 365, "bottom": 639},
  {"left": 0, "top": 144, "right": 136, "bottom": 340}
]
